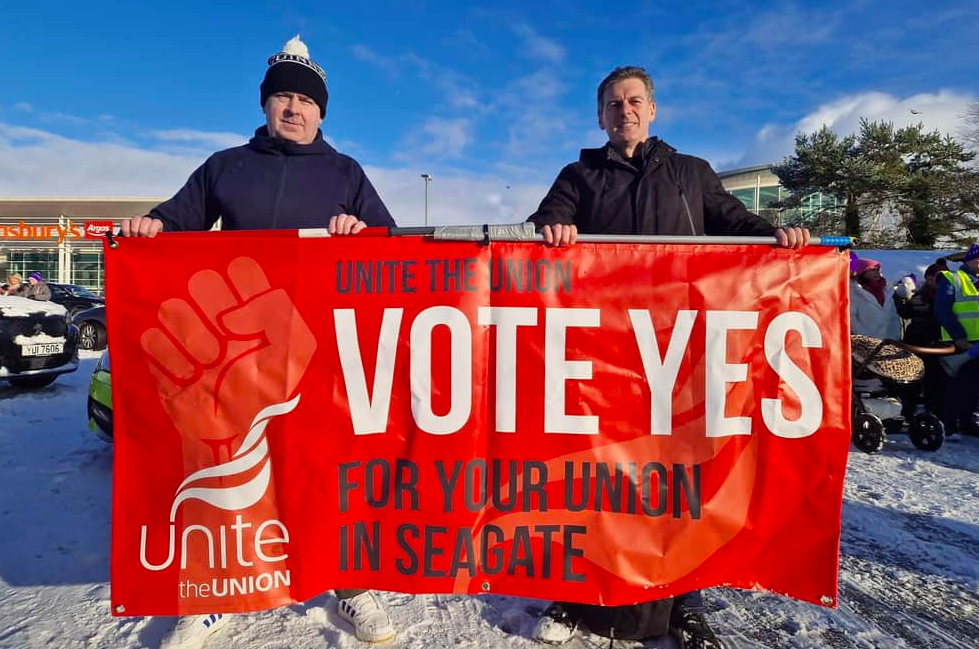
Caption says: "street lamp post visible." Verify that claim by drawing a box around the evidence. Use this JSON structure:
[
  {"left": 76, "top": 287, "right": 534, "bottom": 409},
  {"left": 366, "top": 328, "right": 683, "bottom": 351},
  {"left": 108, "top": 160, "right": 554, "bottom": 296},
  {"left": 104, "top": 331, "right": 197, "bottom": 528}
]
[{"left": 420, "top": 173, "right": 432, "bottom": 226}]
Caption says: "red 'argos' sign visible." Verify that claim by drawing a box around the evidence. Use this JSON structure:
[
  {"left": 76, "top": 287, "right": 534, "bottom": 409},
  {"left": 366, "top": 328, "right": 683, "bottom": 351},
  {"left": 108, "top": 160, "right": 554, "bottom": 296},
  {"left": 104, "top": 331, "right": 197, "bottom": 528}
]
[{"left": 84, "top": 220, "right": 114, "bottom": 238}]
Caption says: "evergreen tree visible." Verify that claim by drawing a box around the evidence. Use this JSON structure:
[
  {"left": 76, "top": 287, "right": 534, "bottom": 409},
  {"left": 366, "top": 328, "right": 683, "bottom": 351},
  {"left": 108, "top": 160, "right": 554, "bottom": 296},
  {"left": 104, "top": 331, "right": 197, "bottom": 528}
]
[
  {"left": 771, "top": 126, "right": 874, "bottom": 238},
  {"left": 773, "top": 119, "right": 979, "bottom": 246},
  {"left": 893, "top": 123, "right": 977, "bottom": 247}
]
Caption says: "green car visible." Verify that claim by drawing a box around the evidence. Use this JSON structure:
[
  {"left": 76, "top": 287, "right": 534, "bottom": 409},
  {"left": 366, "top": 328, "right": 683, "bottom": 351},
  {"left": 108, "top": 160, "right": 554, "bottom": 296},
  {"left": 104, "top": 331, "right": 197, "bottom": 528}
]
[{"left": 88, "top": 350, "right": 113, "bottom": 442}]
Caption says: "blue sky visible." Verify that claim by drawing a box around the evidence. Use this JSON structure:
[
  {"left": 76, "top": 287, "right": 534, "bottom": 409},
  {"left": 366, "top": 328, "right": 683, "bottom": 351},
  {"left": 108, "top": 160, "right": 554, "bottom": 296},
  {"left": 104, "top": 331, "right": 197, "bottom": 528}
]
[{"left": 1, "top": 0, "right": 977, "bottom": 225}]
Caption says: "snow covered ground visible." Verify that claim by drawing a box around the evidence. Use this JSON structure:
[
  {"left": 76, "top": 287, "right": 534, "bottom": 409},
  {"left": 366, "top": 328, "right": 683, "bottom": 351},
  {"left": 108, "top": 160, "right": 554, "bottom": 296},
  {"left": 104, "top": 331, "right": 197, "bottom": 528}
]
[{"left": 2, "top": 250, "right": 979, "bottom": 648}]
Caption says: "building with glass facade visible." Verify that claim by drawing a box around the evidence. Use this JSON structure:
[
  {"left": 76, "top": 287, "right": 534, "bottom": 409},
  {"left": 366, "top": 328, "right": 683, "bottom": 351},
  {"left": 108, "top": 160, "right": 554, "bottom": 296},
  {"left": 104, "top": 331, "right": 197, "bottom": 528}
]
[
  {"left": 2, "top": 176, "right": 836, "bottom": 296},
  {"left": 0, "top": 197, "right": 163, "bottom": 294},
  {"left": 717, "top": 164, "right": 838, "bottom": 227}
]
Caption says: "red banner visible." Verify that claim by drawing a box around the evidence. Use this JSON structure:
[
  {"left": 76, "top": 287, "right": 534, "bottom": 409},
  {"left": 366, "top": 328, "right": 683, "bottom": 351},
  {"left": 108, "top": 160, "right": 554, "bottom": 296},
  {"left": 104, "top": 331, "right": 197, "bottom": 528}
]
[{"left": 106, "top": 232, "right": 851, "bottom": 616}]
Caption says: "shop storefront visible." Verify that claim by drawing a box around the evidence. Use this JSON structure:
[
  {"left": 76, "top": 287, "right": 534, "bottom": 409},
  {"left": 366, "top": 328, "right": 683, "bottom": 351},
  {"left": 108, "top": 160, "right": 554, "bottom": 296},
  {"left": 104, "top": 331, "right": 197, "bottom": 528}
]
[{"left": 0, "top": 198, "right": 163, "bottom": 293}]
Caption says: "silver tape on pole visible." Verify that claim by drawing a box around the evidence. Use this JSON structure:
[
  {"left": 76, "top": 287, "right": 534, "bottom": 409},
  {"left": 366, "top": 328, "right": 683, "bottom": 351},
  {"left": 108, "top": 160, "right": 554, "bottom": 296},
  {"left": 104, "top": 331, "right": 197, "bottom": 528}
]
[{"left": 317, "top": 223, "right": 851, "bottom": 247}]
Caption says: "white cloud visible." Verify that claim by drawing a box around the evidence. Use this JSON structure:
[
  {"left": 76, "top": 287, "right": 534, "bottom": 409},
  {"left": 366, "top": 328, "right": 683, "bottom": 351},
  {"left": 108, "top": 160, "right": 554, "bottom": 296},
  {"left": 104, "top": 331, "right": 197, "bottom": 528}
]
[
  {"left": 731, "top": 90, "right": 977, "bottom": 169},
  {"left": 350, "top": 44, "right": 400, "bottom": 75},
  {"left": 148, "top": 129, "right": 248, "bottom": 150},
  {"left": 396, "top": 118, "right": 474, "bottom": 161},
  {"left": 12, "top": 102, "right": 33, "bottom": 113},
  {"left": 39, "top": 111, "right": 89, "bottom": 125},
  {"left": 0, "top": 120, "right": 549, "bottom": 227},
  {"left": 400, "top": 53, "right": 481, "bottom": 110},
  {"left": 366, "top": 166, "right": 549, "bottom": 227},
  {"left": 511, "top": 24, "right": 565, "bottom": 63},
  {"left": 353, "top": 47, "right": 481, "bottom": 110},
  {"left": 499, "top": 69, "right": 565, "bottom": 105},
  {"left": 0, "top": 121, "right": 200, "bottom": 196},
  {"left": 421, "top": 118, "right": 471, "bottom": 157}
]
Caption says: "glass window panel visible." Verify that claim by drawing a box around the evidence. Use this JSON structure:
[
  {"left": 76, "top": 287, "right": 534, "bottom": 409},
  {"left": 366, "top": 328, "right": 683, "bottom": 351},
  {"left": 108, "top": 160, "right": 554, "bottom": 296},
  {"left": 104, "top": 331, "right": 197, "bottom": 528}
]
[
  {"left": 7, "top": 250, "right": 58, "bottom": 282},
  {"left": 758, "top": 186, "right": 780, "bottom": 209},
  {"left": 731, "top": 188, "right": 756, "bottom": 210},
  {"left": 71, "top": 249, "right": 104, "bottom": 293}
]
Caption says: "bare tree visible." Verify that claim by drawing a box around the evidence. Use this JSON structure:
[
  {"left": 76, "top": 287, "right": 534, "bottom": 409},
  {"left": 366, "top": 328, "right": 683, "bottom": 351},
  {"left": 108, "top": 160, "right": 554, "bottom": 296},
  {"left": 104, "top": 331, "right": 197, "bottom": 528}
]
[{"left": 963, "top": 101, "right": 979, "bottom": 153}]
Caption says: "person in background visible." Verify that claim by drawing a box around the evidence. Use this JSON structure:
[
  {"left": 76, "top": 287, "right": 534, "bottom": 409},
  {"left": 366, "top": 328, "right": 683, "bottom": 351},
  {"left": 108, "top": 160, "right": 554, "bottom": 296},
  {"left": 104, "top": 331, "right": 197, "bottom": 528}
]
[
  {"left": 892, "top": 262, "right": 949, "bottom": 415},
  {"left": 527, "top": 64, "right": 809, "bottom": 649},
  {"left": 895, "top": 263, "right": 945, "bottom": 346},
  {"left": 2, "top": 273, "right": 26, "bottom": 297},
  {"left": 850, "top": 258, "right": 902, "bottom": 340},
  {"left": 24, "top": 273, "right": 52, "bottom": 301},
  {"left": 122, "top": 35, "right": 396, "bottom": 649},
  {"left": 934, "top": 244, "right": 979, "bottom": 440}
]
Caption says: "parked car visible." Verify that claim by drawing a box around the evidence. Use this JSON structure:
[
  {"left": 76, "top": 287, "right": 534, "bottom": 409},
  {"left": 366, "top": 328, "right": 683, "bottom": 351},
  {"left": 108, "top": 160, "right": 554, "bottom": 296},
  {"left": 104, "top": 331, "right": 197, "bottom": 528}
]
[
  {"left": 47, "top": 283, "right": 105, "bottom": 317},
  {"left": 73, "top": 306, "right": 107, "bottom": 351},
  {"left": 88, "top": 350, "right": 112, "bottom": 442},
  {"left": 0, "top": 296, "right": 79, "bottom": 388}
]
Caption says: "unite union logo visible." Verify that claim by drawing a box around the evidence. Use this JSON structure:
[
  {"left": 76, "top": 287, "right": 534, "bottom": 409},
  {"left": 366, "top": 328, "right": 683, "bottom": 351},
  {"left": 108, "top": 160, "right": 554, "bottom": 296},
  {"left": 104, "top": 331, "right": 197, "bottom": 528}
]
[{"left": 138, "top": 395, "right": 300, "bottom": 599}]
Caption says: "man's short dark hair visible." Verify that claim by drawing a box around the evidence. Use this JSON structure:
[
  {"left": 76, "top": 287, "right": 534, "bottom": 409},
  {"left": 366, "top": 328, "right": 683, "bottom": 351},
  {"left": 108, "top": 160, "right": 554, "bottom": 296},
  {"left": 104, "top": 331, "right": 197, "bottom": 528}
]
[{"left": 597, "top": 66, "right": 655, "bottom": 113}]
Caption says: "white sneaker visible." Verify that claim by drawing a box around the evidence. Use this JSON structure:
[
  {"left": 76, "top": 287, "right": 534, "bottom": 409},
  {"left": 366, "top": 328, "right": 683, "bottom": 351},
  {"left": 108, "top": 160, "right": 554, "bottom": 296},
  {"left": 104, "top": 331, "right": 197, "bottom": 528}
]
[
  {"left": 160, "top": 613, "right": 229, "bottom": 649},
  {"left": 336, "top": 591, "right": 396, "bottom": 643},
  {"left": 533, "top": 604, "right": 577, "bottom": 645}
]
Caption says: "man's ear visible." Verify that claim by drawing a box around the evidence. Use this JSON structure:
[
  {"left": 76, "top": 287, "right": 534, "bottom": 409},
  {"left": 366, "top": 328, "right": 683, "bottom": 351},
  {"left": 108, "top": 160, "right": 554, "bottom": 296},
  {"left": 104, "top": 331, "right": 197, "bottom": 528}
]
[
  {"left": 649, "top": 101, "right": 657, "bottom": 124},
  {"left": 598, "top": 109, "right": 605, "bottom": 130}
]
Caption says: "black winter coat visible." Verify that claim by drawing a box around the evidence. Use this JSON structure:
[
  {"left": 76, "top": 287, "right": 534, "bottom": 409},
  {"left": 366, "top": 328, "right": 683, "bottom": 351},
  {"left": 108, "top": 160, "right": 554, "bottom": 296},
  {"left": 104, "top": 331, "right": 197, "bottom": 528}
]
[
  {"left": 151, "top": 127, "right": 395, "bottom": 231},
  {"left": 895, "top": 285, "right": 942, "bottom": 345},
  {"left": 528, "top": 138, "right": 775, "bottom": 236}
]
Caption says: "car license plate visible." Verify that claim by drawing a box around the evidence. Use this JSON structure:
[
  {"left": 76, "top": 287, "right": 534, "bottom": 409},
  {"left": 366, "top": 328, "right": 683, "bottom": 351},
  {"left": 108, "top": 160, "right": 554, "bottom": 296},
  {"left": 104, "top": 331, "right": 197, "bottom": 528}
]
[{"left": 21, "top": 342, "right": 64, "bottom": 357}]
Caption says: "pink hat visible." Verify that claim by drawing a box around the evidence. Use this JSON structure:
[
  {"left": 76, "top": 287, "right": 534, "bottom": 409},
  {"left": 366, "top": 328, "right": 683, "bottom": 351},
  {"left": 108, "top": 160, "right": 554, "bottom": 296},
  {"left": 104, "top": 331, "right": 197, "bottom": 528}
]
[{"left": 854, "top": 259, "right": 880, "bottom": 274}]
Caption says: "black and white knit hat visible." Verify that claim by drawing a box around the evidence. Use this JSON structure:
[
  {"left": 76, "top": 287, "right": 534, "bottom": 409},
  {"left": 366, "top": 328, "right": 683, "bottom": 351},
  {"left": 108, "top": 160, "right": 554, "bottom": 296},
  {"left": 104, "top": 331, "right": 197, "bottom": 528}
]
[{"left": 260, "top": 36, "right": 328, "bottom": 117}]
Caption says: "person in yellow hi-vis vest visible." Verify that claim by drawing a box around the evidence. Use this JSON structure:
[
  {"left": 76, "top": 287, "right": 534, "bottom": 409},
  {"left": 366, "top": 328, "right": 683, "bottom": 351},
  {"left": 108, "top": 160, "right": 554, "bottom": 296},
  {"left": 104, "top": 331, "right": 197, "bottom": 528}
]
[{"left": 934, "top": 243, "right": 979, "bottom": 439}]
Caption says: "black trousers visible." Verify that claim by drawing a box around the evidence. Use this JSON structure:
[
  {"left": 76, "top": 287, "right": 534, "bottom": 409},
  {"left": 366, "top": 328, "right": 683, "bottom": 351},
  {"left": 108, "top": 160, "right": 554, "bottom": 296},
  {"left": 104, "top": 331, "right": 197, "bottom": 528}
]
[
  {"left": 941, "top": 357, "right": 979, "bottom": 432},
  {"left": 555, "top": 589, "right": 705, "bottom": 621}
]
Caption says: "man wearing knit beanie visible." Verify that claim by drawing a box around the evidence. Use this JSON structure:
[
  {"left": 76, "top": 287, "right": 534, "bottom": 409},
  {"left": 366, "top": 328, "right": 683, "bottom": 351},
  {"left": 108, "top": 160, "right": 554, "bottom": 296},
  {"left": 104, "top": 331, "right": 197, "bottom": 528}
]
[
  {"left": 122, "top": 36, "right": 398, "bottom": 649},
  {"left": 123, "top": 35, "right": 395, "bottom": 238},
  {"left": 259, "top": 35, "right": 329, "bottom": 144}
]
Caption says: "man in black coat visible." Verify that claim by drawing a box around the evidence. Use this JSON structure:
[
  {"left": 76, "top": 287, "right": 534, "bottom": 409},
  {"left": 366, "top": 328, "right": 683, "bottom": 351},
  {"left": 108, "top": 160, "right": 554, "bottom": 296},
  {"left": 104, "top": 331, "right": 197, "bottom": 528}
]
[
  {"left": 122, "top": 36, "right": 397, "bottom": 649},
  {"left": 528, "top": 66, "right": 809, "bottom": 649}
]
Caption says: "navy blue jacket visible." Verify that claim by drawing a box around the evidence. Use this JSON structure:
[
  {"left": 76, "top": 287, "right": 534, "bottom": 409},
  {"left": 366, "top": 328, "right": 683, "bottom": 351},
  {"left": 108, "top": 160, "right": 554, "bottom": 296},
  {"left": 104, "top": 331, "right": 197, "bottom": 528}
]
[{"left": 150, "top": 127, "right": 395, "bottom": 231}]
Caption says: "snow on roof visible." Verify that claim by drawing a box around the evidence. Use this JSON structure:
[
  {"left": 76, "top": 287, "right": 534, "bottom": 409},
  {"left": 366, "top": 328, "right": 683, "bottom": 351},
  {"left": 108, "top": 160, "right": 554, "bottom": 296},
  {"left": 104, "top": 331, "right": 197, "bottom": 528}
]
[{"left": 0, "top": 296, "right": 68, "bottom": 318}]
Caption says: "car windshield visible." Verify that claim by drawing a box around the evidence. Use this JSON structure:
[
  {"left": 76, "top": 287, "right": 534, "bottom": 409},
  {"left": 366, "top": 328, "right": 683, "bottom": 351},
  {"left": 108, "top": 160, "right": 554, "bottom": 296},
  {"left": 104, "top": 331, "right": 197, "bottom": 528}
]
[{"left": 66, "top": 285, "right": 101, "bottom": 298}]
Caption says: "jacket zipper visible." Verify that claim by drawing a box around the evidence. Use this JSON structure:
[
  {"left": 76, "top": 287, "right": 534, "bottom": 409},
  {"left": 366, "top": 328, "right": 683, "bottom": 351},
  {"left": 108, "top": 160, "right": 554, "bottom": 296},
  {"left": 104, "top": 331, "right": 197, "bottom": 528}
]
[
  {"left": 679, "top": 190, "right": 696, "bottom": 235},
  {"left": 272, "top": 154, "right": 288, "bottom": 229},
  {"left": 663, "top": 157, "right": 697, "bottom": 235}
]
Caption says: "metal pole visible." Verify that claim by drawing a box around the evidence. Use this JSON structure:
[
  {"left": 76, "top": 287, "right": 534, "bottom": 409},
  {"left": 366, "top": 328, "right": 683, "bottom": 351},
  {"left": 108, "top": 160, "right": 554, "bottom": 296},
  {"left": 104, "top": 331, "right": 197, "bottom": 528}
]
[
  {"left": 420, "top": 173, "right": 432, "bottom": 226},
  {"left": 295, "top": 223, "right": 853, "bottom": 248},
  {"left": 382, "top": 224, "right": 853, "bottom": 247}
]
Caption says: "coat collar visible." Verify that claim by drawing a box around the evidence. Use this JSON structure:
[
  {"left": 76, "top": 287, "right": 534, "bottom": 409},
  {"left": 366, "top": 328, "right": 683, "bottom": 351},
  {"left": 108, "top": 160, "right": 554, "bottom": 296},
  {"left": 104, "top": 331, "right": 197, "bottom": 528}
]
[
  {"left": 579, "top": 137, "right": 676, "bottom": 169},
  {"left": 248, "top": 126, "right": 334, "bottom": 155}
]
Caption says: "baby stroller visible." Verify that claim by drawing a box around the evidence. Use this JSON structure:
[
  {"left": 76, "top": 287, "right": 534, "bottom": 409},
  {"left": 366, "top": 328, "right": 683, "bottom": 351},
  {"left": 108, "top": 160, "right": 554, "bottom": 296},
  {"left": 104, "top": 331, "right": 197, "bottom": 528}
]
[{"left": 850, "top": 335, "right": 955, "bottom": 453}]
